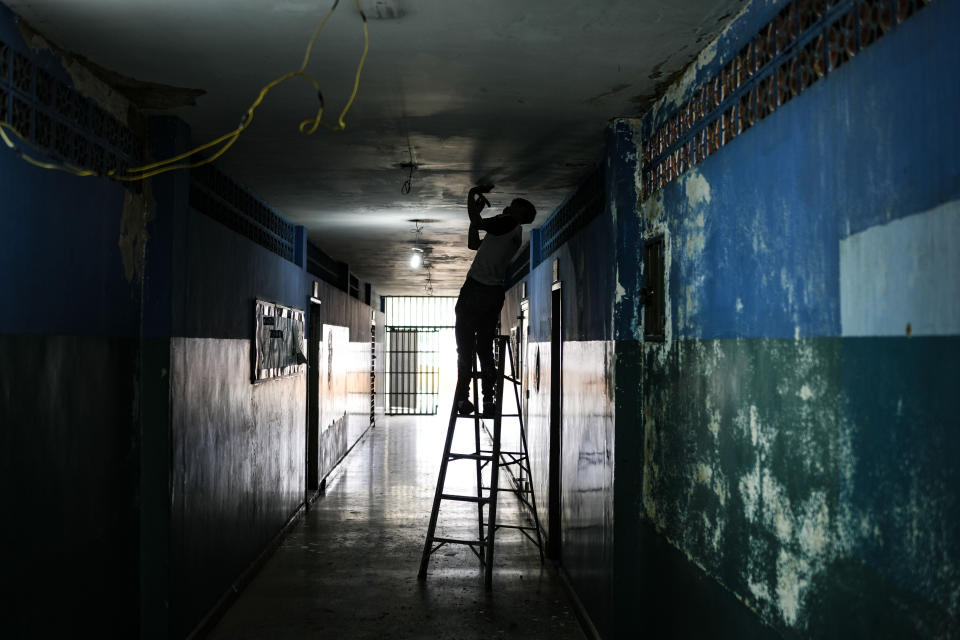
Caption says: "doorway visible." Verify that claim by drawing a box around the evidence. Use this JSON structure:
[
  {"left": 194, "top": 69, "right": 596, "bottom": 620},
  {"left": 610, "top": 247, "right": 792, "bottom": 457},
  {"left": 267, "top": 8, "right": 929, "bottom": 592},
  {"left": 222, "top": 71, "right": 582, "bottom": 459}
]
[
  {"left": 548, "top": 281, "right": 562, "bottom": 559},
  {"left": 307, "top": 299, "right": 322, "bottom": 495},
  {"left": 518, "top": 299, "right": 530, "bottom": 428}
]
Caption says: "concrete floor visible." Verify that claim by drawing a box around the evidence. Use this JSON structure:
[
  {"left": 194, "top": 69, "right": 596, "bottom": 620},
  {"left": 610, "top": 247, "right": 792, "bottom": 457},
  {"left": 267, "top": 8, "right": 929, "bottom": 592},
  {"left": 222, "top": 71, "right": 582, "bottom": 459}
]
[{"left": 206, "top": 413, "right": 586, "bottom": 639}]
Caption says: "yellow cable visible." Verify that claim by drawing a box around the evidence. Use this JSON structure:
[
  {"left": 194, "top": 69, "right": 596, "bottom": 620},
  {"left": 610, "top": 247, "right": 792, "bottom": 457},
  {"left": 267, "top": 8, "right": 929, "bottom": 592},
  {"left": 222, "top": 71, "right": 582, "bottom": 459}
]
[
  {"left": 1, "top": 0, "right": 368, "bottom": 182},
  {"left": 335, "top": 3, "right": 370, "bottom": 130},
  {"left": 0, "top": 122, "right": 96, "bottom": 177},
  {"left": 123, "top": 0, "right": 341, "bottom": 176},
  {"left": 300, "top": 1, "right": 369, "bottom": 134}
]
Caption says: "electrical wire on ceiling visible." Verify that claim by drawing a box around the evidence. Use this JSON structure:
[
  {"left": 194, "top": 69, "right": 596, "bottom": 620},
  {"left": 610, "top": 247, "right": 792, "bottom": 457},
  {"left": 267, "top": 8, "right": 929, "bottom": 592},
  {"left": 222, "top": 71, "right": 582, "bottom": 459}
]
[
  {"left": 0, "top": 0, "right": 370, "bottom": 182},
  {"left": 424, "top": 268, "right": 434, "bottom": 297},
  {"left": 400, "top": 162, "right": 415, "bottom": 195},
  {"left": 400, "top": 135, "right": 416, "bottom": 194},
  {"left": 409, "top": 220, "right": 433, "bottom": 295}
]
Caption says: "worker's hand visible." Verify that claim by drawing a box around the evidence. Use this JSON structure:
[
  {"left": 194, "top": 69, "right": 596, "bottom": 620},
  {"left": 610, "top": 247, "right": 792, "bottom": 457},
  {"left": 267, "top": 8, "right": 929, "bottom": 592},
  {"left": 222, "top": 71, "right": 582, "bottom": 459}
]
[
  {"left": 468, "top": 184, "right": 492, "bottom": 215},
  {"left": 468, "top": 183, "right": 494, "bottom": 195}
]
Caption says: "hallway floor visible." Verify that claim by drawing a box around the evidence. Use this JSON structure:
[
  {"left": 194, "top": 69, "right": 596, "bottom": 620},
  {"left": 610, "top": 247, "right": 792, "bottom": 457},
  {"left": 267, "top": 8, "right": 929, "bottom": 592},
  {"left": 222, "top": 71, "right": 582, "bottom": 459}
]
[{"left": 206, "top": 413, "right": 585, "bottom": 639}]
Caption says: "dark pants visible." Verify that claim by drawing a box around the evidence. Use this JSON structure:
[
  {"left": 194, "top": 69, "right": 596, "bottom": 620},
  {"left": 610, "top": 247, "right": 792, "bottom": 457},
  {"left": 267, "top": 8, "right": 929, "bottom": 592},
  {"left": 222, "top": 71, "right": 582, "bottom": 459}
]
[{"left": 454, "top": 277, "right": 505, "bottom": 406}]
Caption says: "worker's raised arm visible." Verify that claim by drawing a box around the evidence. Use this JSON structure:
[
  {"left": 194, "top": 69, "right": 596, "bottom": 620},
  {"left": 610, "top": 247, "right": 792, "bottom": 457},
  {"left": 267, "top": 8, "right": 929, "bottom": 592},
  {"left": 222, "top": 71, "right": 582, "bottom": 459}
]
[
  {"left": 466, "top": 184, "right": 493, "bottom": 250},
  {"left": 468, "top": 221, "right": 481, "bottom": 250},
  {"left": 467, "top": 184, "right": 493, "bottom": 223}
]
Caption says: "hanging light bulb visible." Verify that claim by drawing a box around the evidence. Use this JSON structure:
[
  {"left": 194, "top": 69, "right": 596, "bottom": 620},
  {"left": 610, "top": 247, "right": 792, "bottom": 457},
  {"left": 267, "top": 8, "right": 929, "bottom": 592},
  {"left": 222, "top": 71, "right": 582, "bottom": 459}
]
[{"left": 410, "top": 248, "right": 423, "bottom": 269}]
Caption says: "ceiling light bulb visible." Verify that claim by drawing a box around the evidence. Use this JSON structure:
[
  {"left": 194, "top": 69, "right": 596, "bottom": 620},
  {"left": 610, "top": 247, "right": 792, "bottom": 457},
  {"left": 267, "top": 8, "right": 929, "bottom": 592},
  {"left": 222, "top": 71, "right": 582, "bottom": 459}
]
[{"left": 410, "top": 251, "right": 422, "bottom": 269}]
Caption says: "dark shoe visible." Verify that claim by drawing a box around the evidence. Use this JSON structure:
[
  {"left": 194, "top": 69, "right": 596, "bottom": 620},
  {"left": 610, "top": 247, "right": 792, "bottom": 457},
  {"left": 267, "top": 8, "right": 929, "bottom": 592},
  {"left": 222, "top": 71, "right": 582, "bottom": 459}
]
[
  {"left": 456, "top": 399, "right": 475, "bottom": 416},
  {"left": 481, "top": 403, "right": 498, "bottom": 418}
]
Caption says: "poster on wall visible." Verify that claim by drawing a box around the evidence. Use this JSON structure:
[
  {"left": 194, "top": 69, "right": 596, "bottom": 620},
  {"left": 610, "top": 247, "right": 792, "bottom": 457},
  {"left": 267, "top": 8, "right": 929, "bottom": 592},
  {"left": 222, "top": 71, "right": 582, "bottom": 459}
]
[{"left": 253, "top": 299, "right": 306, "bottom": 382}]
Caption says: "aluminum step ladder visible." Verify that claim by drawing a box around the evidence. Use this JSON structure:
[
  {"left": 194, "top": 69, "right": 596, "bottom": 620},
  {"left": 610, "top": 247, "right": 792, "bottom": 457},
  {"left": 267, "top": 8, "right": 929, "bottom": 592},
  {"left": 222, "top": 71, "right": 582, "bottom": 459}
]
[{"left": 417, "top": 335, "right": 544, "bottom": 589}]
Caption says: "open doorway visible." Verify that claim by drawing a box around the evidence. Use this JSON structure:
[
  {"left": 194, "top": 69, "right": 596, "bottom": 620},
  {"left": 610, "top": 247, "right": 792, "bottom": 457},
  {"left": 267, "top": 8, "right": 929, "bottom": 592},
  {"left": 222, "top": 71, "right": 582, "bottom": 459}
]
[{"left": 382, "top": 296, "right": 456, "bottom": 415}]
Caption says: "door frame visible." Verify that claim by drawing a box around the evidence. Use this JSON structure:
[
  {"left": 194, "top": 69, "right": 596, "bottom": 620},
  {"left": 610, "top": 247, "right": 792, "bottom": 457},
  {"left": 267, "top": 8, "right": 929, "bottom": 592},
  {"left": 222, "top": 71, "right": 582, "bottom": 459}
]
[
  {"left": 548, "top": 280, "right": 563, "bottom": 560},
  {"left": 306, "top": 296, "right": 322, "bottom": 498}
]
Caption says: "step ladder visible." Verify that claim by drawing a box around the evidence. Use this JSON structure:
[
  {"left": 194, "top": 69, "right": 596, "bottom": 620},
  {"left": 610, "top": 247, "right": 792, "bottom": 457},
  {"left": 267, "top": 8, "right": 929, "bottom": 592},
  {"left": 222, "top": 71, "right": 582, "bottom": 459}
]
[{"left": 417, "top": 335, "right": 544, "bottom": 589}]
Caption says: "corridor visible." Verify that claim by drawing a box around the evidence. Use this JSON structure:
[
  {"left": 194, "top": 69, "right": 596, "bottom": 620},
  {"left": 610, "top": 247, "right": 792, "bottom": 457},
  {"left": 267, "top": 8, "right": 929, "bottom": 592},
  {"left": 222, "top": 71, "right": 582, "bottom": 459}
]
[
  {"left": 206, "top": 415, "right": 584, "bottom": 640},
  {"left": 3, "top": 0, "right": 958, "bottom": 637}
]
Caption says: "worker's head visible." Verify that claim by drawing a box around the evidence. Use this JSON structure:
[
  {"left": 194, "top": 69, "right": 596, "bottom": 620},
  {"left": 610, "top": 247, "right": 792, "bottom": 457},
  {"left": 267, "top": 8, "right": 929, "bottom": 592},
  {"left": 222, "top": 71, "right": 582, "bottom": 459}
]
[{"left": 506, "top": 198, "right": 536, "bottom": 224}]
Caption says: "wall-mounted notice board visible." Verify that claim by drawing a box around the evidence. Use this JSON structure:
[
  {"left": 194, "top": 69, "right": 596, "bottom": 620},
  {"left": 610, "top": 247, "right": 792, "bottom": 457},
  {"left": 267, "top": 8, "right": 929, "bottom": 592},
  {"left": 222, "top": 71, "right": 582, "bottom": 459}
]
[{"left": 254, "top": 299, "right": 306, "bottom": 382}]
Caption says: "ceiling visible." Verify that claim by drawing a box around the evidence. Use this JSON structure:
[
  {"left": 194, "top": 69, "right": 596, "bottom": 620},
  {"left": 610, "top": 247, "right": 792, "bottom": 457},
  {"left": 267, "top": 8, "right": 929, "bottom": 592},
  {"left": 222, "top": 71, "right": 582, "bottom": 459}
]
[{"left": 8, "top": 0, "right": 745, "bottom": 294}]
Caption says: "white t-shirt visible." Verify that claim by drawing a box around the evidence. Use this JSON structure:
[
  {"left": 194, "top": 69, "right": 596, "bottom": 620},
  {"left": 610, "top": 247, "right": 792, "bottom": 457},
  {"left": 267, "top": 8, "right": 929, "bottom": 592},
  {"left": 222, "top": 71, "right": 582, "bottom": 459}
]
[{"left": 467, "top": 223, "right": 522, "bottom": 286}]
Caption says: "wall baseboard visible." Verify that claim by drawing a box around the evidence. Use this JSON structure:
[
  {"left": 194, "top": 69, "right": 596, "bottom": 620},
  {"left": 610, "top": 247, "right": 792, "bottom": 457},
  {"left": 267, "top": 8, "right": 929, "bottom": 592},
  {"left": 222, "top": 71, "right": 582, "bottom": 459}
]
[
  {"left": 557, "top": 565, "right": 603, "bottom": 640},
  {"left": 185, "top": 500, "right": 307, "bottom": 640}
]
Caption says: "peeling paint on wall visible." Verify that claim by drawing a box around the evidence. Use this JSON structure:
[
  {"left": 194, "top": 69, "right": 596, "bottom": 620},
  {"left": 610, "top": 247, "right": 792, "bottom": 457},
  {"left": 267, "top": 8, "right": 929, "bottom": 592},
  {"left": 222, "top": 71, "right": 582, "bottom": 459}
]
[
  {"left": 642, "top": 337, "right": 868, "bottom": 633},
  {"left": 648, "top": 1, "right": 752, "bottom": 123},
  {"left": 683, "top": 169, "right": 711, "bottom": 209},
  {"left": 614, "top": 0, "right": 960, "bottom": 637},
  {"left": 18, "top": 19, "right": 134, "bottom": 126},
  {"left": 118, "top": 189, "right": 154, "bottom": 284}
]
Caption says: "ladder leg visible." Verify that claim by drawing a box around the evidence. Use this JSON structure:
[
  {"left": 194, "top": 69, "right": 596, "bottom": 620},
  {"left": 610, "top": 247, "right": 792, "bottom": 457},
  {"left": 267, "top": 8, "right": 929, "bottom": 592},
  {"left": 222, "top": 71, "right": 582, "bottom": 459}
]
[
  {"left": 418, "top": 400, "right": 460, "bottom": 580},
  {"left": 472, "top": 355, "right": 486, "bottom": 566},
  {"left": 484, "top": 336, "right": 508, "bottom": 590}
]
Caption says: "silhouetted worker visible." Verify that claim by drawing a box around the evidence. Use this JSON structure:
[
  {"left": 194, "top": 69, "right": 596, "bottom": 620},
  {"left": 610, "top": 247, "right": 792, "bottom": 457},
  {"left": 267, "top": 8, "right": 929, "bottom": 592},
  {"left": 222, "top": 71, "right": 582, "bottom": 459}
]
[{"left": 454, "top": 184, "right": 536, "bottom": 417}]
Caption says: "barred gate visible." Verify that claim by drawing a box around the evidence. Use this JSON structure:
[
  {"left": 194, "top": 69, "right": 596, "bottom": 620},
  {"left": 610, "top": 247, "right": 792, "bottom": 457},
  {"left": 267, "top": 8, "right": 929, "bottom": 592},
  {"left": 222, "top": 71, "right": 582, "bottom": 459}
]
[{"left": 384, "top": 296, "right": 456, "bottom": 416}]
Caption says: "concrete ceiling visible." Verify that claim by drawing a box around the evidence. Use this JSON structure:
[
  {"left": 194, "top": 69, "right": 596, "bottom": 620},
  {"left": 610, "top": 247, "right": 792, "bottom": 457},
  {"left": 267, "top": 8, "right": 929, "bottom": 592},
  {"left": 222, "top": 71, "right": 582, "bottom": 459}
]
[{"left": 8, "top": 0, "right": 745, "bottom": 294}]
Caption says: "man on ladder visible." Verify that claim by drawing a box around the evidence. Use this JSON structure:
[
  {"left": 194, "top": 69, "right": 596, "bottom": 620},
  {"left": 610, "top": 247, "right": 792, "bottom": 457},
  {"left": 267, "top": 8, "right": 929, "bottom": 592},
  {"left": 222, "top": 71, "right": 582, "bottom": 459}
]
[{"left": 454, "top": 184, "right": 536, "bottom": 417}]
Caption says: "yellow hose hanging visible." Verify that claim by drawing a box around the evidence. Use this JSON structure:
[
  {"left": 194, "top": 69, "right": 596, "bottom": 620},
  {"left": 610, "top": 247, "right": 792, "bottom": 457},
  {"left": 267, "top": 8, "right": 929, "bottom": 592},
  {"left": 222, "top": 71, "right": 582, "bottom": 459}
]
[{"left": 0, "top": 0, "right": 369, "bottom": 182}]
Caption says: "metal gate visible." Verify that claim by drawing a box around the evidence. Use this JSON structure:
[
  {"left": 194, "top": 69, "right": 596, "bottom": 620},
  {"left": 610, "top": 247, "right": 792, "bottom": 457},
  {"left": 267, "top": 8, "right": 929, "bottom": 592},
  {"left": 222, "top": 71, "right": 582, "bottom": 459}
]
[{"left": 384, "top": 296, "right": 456, "bottom": 416}]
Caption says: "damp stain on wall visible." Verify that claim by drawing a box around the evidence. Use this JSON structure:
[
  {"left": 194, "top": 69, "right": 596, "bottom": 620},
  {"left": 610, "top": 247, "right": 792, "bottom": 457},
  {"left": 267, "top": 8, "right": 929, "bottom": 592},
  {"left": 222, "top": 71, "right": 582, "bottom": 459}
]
[
  {"left": 118, "top": 188, "right": 154, "bottom": 285},
  {"left": 641, "top": 336, "right": 861, "bottom": 630},
  {"left": 620, "top": 0, "right": 960, "bottom": 635}
]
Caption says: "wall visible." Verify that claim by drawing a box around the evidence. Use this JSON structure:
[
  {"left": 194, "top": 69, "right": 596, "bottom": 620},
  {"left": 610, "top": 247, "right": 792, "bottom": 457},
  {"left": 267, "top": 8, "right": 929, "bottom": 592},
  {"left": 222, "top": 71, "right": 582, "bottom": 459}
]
[
  {"left": 312, "top": 279, "right": 381, "bottom": 485},
  {"left": 147, "top": 120, "right": 308, "bottom": 637},
  {"left": 0, "top": 6, "right": 383, "bottom": 632},
  {"left": 503, "top": 147, "right": 617, "bottom": 639},
  {"left": 148, "top": 119, "right": 384, "bottom": 638},
  {"left": 615, "top": 0, "right": 960, "bottom": 637},
  {"left": 0, "top": 4, "right": 146, "bottom": 635}
]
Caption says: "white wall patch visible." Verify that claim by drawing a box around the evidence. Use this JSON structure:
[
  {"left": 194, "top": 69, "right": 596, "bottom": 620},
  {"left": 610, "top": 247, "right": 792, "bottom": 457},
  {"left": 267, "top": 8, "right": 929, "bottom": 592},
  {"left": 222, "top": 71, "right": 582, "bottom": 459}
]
[{"left": 840, "top": 200, "right": 960, "bottom": 337}]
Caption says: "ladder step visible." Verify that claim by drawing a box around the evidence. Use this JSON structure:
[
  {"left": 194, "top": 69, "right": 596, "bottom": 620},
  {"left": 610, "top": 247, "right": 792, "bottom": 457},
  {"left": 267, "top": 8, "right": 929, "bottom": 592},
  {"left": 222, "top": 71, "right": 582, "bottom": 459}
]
[
  {"left": 480, "top": 449, "right": 526, "bottom": 456},
  {"left": 484, "top": 485, "right": 531, "bottom": 494},
  {"left": 432, "top": 536, "right": 486, "bottom": 546},
  {"left": 495, "top": 524, "right": 539, "bottom": 532},
  {"left": 440, "top": 493, "right": 491, "bottom": 504},
  {"left": 447, "top": 453, "right": 495, "bottom": 462}
]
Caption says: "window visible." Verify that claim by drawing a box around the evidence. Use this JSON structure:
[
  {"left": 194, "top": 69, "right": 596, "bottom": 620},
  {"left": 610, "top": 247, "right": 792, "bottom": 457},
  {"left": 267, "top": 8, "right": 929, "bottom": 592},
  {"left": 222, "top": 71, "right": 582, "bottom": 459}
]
[{"left": 642, "top": 236, "right": 665, "bottom": 341}]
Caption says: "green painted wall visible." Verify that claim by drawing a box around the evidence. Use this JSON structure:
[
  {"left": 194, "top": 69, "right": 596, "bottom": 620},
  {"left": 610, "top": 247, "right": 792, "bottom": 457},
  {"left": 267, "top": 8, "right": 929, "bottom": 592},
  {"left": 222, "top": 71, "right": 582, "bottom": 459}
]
[{"left": 611, "top": 0, "right": 960, "bottom": 637}]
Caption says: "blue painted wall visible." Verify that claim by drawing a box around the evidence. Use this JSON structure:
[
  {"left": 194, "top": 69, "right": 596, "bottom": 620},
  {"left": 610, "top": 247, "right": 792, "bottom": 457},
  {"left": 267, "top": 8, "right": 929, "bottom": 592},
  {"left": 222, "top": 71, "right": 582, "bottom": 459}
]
[
  {"left": 0, "top": 4, "right": 144, "bottom": 636},
  {"left": 503, "top": 135, "right": 618, "bottom": 639},
  {"left": 616, "top": 0, "right": 960, "bottom": 636},
  {"left": 0, "top": 4, "right": 384, "bottom": 632},
  {"left": 146, "top": 118, "right": 384, "bottom": 638},
  {"left": 506, "top": 3, "right": 959, "bottom": 638}
]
